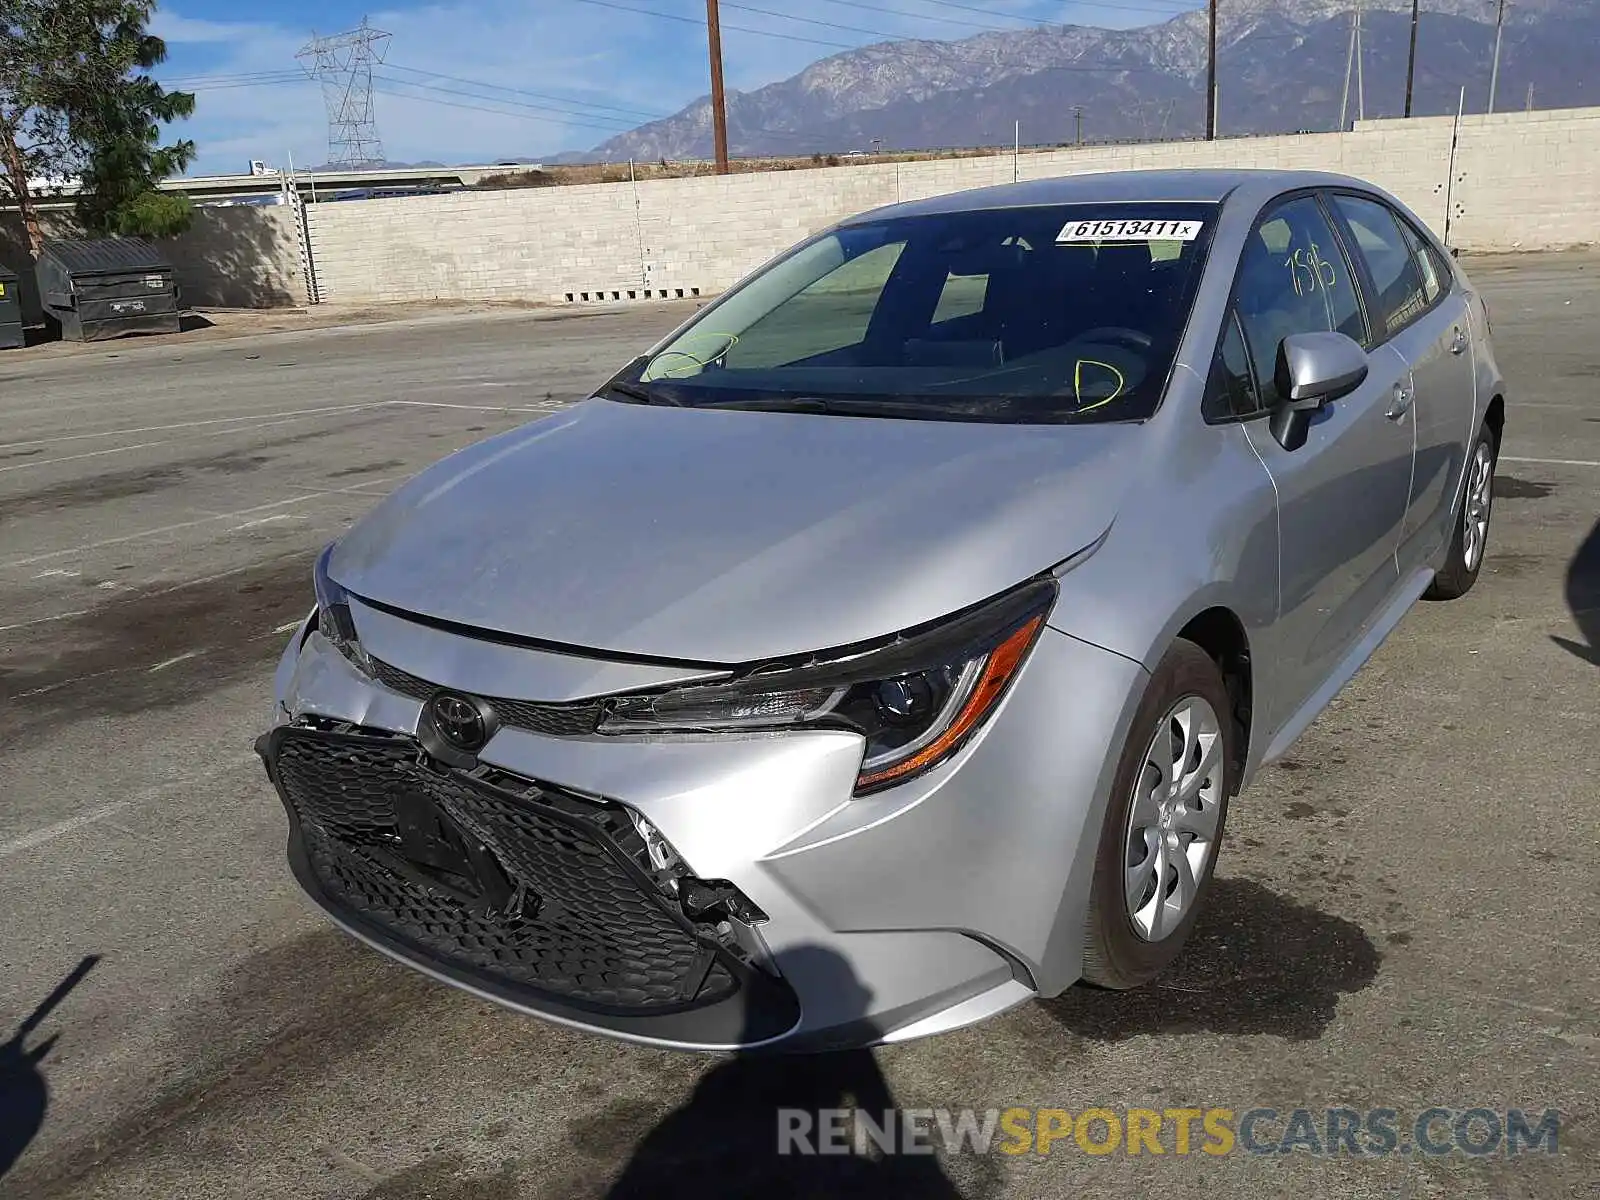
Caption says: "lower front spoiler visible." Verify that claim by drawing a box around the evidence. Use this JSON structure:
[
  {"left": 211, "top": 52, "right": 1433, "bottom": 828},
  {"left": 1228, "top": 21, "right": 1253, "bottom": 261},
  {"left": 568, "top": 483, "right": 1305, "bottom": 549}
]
[{"left": 255, "top": 724, "right": 802, "bottom": 1051}]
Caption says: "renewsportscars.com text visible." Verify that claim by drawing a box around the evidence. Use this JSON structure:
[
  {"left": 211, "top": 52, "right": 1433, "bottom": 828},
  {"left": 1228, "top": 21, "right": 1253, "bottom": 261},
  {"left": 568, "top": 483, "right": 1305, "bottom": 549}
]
[{"left": 777, "top": 1106, "right": 1562, "bottom": 1158}]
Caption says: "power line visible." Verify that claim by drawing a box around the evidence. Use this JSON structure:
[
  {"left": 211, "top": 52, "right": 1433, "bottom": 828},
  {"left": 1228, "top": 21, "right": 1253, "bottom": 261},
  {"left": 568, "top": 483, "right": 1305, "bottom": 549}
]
[
  {"left": 371, "top": 71, "right": 645, "bottom": 127},
  {"left": 721, "top": 0, "right": 934, "bottom": 41},
  {"left": 558, "top": 0, "right": 856, "bottom": 49},
  {"left": 184, "top": 77, "right": 312, "bottom": 93},
  {"left": 914, "top": 0, "right": 1196, "bottom": 20},
  {"left": 742, "top": 0, "right": 1199, "bottom": 34},
  {"left": 370, "top": 75, "right": 642, "bottom": 132},
  {"left": 811, "top": 0, "right": 1044, "bottom": 32},
  {"left": 370, "top": 80, "right": 602, "bottom": 127},
  {"left": 381, "top": 62, "right": 670, "bottom": 120}
]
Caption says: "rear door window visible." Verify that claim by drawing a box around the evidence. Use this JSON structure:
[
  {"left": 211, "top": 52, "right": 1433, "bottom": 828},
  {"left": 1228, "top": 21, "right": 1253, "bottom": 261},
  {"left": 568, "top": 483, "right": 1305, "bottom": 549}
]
[{"left": 1330, "top": 193, "right": 1433, "bottom": 336}]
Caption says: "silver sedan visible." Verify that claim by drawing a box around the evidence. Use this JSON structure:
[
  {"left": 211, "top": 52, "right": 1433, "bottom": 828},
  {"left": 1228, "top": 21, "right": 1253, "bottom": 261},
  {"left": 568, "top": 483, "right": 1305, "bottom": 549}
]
[{"left": 259, "top": 168, "right": 1504, "bottom": 1051}]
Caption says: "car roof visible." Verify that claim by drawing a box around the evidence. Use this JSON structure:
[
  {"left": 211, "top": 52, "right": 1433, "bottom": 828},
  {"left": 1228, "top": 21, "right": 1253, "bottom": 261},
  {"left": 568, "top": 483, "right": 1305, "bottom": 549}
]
[{"left": 843, "top": 168, "right": 1379, "bottom": 225}]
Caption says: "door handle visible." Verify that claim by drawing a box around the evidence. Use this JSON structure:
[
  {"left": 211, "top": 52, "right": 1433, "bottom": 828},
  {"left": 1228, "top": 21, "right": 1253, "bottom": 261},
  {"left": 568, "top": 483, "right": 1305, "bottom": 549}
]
[
  {"left": 1450, "top": 327, "right": 1468, "bottom": 355},
  {"left": 1387, "top": 384, "right": 1413, "bottom": 420}
]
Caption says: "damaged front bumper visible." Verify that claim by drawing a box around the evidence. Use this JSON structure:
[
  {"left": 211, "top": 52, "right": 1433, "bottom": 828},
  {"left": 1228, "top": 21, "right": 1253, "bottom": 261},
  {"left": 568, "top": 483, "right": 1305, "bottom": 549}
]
[{"left": 261, "top": 604, "right": 1146, "bottom": 1051}]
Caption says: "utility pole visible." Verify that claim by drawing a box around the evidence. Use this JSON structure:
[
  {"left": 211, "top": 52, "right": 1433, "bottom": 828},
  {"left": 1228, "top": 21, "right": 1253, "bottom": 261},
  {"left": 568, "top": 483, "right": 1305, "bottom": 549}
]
[
  {"left": 1356, "top": 1, "right": 1365, "bottom": 120},
  {"left": 1340, "top": 5, "right": 1357, "bottom": 130},
  {"left": 1013, "top": 119, "right": 1019, "bottom": 182},
  {"left": 1075, "top": 106, "right": 1084, "bottom": 145},
  {"left": 1526, "top": 81, "right": 1534, "bottom": 111},
  {"left": 705, "top": 0, "right": 730, "bottom": 175},
  {"left": 1340, "top": 0, "right": 1367, "bottom": 129},
  {"left": 1487, "top": 0, "right": 1507, "bottom": 113},
  {"left": 1403, "top": 0, "right": 1420, "bottom": 117},
  {"left": 1206, "top": 0, "right": 1218, "bottom": 139}
]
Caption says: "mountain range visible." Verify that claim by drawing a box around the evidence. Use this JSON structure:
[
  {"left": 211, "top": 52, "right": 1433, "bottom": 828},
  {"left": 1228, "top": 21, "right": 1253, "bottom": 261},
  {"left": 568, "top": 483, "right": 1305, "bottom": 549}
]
[{"left": 576, "top": 0, "right": 1597, "bottom": 161}]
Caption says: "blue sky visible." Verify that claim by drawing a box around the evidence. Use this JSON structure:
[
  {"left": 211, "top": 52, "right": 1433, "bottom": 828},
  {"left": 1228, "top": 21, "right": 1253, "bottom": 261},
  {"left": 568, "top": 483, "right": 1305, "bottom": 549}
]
[{"left": 152, "top": 0, "right": 1195, "bottom": 174}]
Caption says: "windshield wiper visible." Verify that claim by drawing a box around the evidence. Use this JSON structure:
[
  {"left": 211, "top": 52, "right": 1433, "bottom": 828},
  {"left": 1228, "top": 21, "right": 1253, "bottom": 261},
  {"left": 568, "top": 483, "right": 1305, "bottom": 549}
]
[
  {"left": 695, "top": 394, "right": 1013, "bottom": 420},
  {"left": 602, "top": 380, "right": 687, "bottom": 407},
  {"left": 694, "top": 395, "right": 840, "bottom": 414},
  {"left": 602, "top": 380, "right": 653, "bottom": 404}
]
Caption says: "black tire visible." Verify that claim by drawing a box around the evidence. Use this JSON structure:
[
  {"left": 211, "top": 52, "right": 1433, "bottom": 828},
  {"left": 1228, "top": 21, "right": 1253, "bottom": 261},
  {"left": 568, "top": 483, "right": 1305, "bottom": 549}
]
[
  {"left": 1081, "top": 639, "right": 1234, "bottom": 989},
  {"left": 1425, "top": 421, "right": 1498, "bottom": 601}
]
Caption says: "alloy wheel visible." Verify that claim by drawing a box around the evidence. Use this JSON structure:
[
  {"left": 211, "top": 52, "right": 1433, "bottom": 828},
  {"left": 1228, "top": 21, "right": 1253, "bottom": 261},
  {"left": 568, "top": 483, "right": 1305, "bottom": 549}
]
[
  {"left": 1462, "top": 440, "right": 1495, "bottom": 573},
  {"left": 1123, "top": 695, "right": 1224, "bottom": 942}
]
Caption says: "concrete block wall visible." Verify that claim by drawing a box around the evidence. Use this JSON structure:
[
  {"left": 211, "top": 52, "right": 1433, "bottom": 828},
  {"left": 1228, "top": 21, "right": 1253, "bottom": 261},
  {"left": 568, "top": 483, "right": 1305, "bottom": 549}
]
[
  {"left": 298, "top": 105, "right": 1600, "bottom": 305},
  {"left": 156, "top": 205, "right": 306, "bottom": 308}
]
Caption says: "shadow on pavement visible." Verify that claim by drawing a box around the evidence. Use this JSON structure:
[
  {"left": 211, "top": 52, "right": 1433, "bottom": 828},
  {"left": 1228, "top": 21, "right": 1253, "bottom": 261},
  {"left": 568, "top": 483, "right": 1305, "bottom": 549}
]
[
  {"left": 1552, "top": 517, "right": 1600, "bottom": 666},
  {"left": 603, "top": 945, "right": 983, "bottom": 1200},
  {"left": 1040, "top": 877, "right": 1380, "bottom": 1042},
  {"left": 0, "top": 955, "right": 100, "bottom": 1182}
]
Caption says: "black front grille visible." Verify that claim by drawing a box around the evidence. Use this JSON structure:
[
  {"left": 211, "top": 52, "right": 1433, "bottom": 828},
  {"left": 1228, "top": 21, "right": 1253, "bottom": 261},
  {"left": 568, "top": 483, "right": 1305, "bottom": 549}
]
[
  {"left": 369, "top": 657, "right": 604, "bottom": 737},
  {"left": 266, "top": 725, "right": 737, "bottom": 1014}
]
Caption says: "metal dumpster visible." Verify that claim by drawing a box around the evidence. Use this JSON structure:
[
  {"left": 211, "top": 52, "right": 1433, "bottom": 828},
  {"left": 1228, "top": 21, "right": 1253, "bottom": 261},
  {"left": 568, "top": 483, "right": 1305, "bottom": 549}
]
[
  {"left": 0, "top": 263, "right": 22, "bottom": 349},
  {"left": 36, "top": 237, "right": 182, "bottom": 342}
]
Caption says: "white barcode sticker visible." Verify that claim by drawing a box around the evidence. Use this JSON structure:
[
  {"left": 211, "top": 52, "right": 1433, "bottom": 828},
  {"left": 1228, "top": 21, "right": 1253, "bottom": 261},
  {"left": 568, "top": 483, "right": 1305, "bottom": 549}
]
[{"left": 1057, "top": 219, "right": 1204, "bottom": 244}]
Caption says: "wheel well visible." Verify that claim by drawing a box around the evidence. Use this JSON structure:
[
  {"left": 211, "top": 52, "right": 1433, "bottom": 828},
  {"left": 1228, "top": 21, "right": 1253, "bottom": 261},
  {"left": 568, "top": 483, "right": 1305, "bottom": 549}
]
[
  {"left": 1485, "top": 394, "right": 1505, "bottom": 448},
  {"left": 1177, "top": 608, "right": 1252, "bottom": 793}
]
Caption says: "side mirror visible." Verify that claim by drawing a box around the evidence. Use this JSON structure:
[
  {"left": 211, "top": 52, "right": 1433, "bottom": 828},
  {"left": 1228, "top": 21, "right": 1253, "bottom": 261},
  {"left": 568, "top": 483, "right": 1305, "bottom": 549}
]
[{"left": 1269, "top": 331, "right": 1369, "bottom": 451}]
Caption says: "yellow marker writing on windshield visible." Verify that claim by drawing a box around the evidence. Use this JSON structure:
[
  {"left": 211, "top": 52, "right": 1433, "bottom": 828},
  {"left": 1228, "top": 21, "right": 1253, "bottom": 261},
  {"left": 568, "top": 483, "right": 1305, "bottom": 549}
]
[{"left": 1074, "top": 358, "right": 1126, "bottom": 412}]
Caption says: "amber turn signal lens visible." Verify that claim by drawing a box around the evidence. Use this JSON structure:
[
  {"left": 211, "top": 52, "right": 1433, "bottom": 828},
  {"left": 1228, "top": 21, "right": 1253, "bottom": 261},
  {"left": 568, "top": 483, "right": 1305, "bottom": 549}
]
[{"left": 855, "top": 613, "right": 1045, "bottom": 792}]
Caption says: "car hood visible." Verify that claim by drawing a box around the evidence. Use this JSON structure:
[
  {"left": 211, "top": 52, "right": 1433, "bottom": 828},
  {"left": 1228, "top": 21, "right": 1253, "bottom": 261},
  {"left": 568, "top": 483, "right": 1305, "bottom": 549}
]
[{"left": 330, "top": 398, "right": 1141, "bottom": 664}]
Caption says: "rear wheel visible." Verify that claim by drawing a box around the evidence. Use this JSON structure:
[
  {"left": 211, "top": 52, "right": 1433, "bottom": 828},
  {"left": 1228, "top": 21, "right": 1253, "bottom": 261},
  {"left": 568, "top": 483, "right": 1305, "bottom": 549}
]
[
  {"left": 1081, "top": 640, "right": 1233, "bottom": 989},
  {"left": 1426, "top": 422, "right": 1497, "bottom": 600}
]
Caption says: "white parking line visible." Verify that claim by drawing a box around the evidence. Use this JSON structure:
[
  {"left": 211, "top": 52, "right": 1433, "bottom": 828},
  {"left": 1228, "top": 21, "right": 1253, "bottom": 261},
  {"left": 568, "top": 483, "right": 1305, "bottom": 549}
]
[
  {"left": 0, "top": 411, "right": 377, "bottom": 476},
  {"left": 385, "top": 399, "right": 559, "bottom": 413},
  {"left": 0, "top": 753, "right": 260, "bottom": 860},
  {"left": 0, "top": 439, "right": 169, "bottom": 475},
  {"left": 0, "top": 556, "right": 310, "bottom": 633},
  {"left": 0, "top": 401, "right": 381, "bottom": 452},
  {"left": 148, "top": 651, "right": 202, "bottom": 672},
  {"left": 0, "top": 802, "right": 132, "bottom": 859},
  {"left": 230, "top": 513, "right": 305, "bottom": 531},
  {"left": 0, "top": 479, "right": 400, "bottom": 572},
  {"left": 1500, "top": 455, "right": 1600, "bottom": 468}
]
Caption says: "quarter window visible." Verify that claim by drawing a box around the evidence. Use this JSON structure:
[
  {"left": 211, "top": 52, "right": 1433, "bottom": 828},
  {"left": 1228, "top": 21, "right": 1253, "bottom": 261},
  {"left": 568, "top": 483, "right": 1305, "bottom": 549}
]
[
  {"left": 1232, "top": 196, "right": 1365, "bottom": 410},
  {"left": 1208, "top": 311, "right": 1261, "bottom": 419},
  {"left": 1331, "top": 193, "right": 1432, "bottom": 335},
  {"left": 1399, "top": 219, "right": 1447, "bottom": 305}
]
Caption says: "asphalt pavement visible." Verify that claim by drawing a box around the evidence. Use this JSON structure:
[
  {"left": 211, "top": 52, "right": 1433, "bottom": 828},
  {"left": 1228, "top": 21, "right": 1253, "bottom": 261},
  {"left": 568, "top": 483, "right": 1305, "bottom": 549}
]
[{"left": 1, "top": 256, "right": 1596, "bottom": 1199}]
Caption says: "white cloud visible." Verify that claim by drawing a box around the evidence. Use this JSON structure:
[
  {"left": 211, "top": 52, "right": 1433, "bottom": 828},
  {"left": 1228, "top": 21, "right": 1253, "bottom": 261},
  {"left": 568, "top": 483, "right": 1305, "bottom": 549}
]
[{"left": 149, "top": 11, "right": 276, "bottom": 43}]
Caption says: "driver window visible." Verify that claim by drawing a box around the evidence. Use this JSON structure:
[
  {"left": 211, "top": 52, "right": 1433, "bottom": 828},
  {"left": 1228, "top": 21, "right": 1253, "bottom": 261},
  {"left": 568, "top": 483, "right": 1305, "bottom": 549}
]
[{"left": 1233, "top": 196, "right": 1365, "bottom": 409}]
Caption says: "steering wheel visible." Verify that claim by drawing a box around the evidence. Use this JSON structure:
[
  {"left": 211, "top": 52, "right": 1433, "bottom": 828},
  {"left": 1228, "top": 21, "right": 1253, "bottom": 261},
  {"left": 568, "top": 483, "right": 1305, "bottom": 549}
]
[{"left": 1076, "top": 326, "right": 1153, "bottom": 351}]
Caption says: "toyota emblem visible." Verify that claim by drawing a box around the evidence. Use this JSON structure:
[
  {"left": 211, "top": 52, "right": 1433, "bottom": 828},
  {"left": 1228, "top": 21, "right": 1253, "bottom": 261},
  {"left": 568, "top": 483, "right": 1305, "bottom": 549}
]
[{"left": 427, "top": 691, "right": 490, "bottom": 753}]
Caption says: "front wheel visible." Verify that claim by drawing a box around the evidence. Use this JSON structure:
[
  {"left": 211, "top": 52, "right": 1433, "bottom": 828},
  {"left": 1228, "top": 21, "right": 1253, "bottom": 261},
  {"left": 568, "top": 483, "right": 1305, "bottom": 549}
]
[
  {"left": 1425, "top": 422, "right": 1498, "bottom": 601},
  {"left": 1080, "top": 639, "right": 1233, "bottom": 989}
]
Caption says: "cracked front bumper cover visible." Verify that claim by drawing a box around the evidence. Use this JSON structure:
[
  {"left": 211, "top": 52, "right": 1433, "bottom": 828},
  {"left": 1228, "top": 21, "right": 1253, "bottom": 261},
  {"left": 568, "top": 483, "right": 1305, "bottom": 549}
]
[{"left": 256, "top": 724, "right": 801, "bottom": 1047}]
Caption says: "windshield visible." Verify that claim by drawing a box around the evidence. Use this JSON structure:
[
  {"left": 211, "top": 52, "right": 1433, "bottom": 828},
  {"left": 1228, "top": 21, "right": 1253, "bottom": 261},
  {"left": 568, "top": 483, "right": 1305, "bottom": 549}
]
[{"left": 614, "top": 202, "right": 1218, "bottom": 424}]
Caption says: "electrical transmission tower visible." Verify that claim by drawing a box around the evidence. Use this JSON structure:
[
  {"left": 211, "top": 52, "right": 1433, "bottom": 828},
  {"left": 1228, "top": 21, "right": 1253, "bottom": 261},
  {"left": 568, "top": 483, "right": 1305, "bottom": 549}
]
[{"left": 298, "top": 18, "right": 392, "bottom": 167}]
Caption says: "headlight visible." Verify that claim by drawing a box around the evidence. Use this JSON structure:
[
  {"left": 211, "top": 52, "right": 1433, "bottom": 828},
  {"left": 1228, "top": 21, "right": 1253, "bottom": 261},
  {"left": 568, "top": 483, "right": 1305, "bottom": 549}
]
[
  {"left": 313, "top": 544, "right": 371, "bottom": 675},
  {"left": 599, "top": 578, "right": 1055, "bottom": 795}
]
